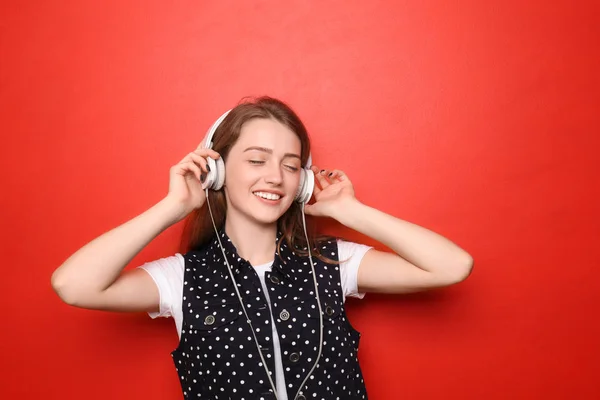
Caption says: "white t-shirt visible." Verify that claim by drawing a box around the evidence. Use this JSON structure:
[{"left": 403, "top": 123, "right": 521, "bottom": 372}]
[
  {"left": 139, "top": 239, "right": 371, "bottom": 400},
  {"left": 139, "top": 239, "right": 371, "bottom": 339}
]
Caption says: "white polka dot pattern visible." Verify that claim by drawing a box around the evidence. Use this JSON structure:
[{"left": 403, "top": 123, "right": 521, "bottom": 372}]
[{"left": 171, "top": 229, "right": 368, "bottom": 399}]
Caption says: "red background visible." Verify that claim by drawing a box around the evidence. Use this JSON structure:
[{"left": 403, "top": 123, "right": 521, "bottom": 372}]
[{"left": 1, "top": 1, "right": 599, "bottom": 399}]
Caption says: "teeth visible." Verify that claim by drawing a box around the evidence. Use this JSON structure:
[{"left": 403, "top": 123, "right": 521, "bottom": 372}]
[{"left": 254, "top": 191, "right": 281, "bottom": 200}]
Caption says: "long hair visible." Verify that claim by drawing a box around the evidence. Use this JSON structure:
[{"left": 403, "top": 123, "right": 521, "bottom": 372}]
[{"left": 180, "top": 96, "right": 338, "bottom": 264}]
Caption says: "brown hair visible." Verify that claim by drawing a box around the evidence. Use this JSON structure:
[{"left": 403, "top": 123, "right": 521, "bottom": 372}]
[{"left": 180, "top": 96, "right": 338, "bottom": 264}]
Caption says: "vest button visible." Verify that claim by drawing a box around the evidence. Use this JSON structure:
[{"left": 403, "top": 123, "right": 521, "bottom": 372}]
[
  {"left": 270, "top": 275, "right": 280, "bottom": 284},
  {"left": 204, "top": 315, "right": 215, "bottom": 325},
  {"left": 289, "top": 352, "right": 300, "bottom": 362},
  {"left": 325, "top": 306, "right": 334, "bottom": 316},
  {"left": 296, "top": 395, "right": 306, "bottom": 400},
  {"left": 280, "top": 309, "right": 290, "bottom": 321}
]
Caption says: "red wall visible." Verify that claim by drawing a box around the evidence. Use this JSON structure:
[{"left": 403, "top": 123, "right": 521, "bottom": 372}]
[{"left": 1, "top": 1, "right": 599, "bottom": 399}]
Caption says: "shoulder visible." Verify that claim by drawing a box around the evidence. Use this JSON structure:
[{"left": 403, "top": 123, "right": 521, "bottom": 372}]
[
  {"left": 333, "top": 238, "right": 373, "bottom": 260},
  {"left": 138, "top": 253, "right": 185, "bottom": 279},
  {"left": 312, "top": 235, "right": 373, "bottom": 264},
  {"left": 140, "top": 253, "right": 184, "bottom": 268}
]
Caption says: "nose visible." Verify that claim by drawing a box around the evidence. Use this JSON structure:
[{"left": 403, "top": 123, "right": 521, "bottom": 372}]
[{"left": 264, "top": 161, "right": 283, "bottom": 185}]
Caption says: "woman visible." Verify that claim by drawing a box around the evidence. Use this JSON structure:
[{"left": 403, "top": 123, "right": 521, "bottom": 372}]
[{"left": 51, "top": 96, "right": 473, "bottom": 400}]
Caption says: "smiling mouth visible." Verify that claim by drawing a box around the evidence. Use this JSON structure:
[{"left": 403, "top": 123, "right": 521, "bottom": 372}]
[{"left": 253, "top": 191, "right": 282, "bottom": 201}]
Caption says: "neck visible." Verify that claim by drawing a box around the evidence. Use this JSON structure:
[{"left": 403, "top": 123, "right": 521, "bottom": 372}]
[{"left": 224, "top": 215, "right": 278, "bottom": 266}]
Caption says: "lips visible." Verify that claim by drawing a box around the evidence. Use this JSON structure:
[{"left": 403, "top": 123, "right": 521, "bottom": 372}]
[{"left": 253, "top": 191, "right": 282, "bottom": 200}]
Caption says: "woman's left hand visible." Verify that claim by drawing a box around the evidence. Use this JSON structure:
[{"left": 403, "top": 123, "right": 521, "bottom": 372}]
[{"left": 304, "top": 166, "right": 359, "bottom": 219}]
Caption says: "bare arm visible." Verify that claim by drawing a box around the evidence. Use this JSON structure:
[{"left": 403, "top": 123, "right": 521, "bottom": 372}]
[
  {"left": 51, "top": 198, "right": 183, "bottom": 311},
  {"left": 338, "top": 201, "right": 474, "bottom": 293},
  {"left": 51, "top": 146, "right": 220, "bottom": 312},
  {"left": 307, "top": 167, "right": 474, "bottom": 294}
]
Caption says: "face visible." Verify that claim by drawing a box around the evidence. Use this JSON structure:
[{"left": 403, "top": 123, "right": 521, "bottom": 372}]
[{"left": 223, "top": 118, "right": 302, "bottom": 226}]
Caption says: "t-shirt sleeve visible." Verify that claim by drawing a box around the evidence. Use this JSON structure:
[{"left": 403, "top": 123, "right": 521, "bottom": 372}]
[
  {"left": 137, "top": 253, "right": 185, "bottom": 319},
  {"left": 336, "top": 239, "right": 373, "bottom": 300}
]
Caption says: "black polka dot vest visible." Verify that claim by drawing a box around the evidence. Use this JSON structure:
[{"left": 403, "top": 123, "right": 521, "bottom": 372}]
[{"left": 171, "top": 229, "right": 368, "bottom": 399}]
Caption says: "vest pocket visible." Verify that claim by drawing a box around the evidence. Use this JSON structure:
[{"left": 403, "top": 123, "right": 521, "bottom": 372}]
[
  {"left": 192, "top": 302, "right": 243, "bottom": 334},
  {"left": 315, "top": 293, "right": 343, "bottom": 321}
]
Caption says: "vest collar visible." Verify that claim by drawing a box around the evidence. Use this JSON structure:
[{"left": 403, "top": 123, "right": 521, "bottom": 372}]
[{"left": 210, "top": 227, "right": 299, "bottom": 281}]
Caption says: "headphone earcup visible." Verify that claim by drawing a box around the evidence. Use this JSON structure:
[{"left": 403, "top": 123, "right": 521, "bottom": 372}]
[
  {"left": 202, "top": 157, "right": 226, "bottom": 190},
  {"left": 295, "top": 168, "right": 315, "bottom": 203}
]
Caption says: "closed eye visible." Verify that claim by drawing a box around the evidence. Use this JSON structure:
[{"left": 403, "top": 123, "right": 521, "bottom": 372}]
[{"left": 249, "top": 159, "right": 299, "bottom": 171}]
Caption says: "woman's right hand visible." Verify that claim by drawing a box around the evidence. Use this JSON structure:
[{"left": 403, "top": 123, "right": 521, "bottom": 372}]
[
  {"left": 51, "top": 144, "right": 222, "bottom": 312},
  {"left": 164, "top": 145, "right": 221, "bottom": 220}
]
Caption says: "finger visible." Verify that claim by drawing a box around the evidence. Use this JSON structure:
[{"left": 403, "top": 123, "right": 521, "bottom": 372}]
[
  {"left": 171, "top": 162, "right": 199, "bottom": 182},
  {"left": 309, "top": 166, "right": 327, "bottom": 193},
  {"left": 185, "top": 161, "right": 203, "bottom": 181},
  {"left": 314, "top": 169, "right": 331, "bottom": 189},
  {"left": 309, "top": 165, "right": 322, "bottom": 185},
  {"left": 303, "top": 203, "right": 315, "bottom": 216},
  {"left": 187, "top": 152, "right": 210, "bottom": 172},
  {"left": 192, "top": 142, "right": 221, "bottom": 156},
  {"left": 312, "top": 184, "right": 322, "bottom": 196},
  {"left": 194, "top": 148, "right": 221, "bottom": 159},
  {"left": 179, "top": 151, "right": 214, "bottom": 175},
  {"left": 328, "top": 169, "right": 348, "bottom": 181},
  {"left": 176, "top": 161, "right": 202, "bottom": 181}
]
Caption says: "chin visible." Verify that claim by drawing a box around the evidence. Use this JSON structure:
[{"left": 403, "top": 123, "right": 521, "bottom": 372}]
[
  {"left": 247, "top": 197, "right": 292, "bottom": 225},
  {"left": 252, "top": 207, "right": 287, "bottom": 224}
]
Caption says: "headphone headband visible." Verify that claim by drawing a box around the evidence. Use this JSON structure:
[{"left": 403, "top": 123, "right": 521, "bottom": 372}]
[
  {"left": 204, "top": 109, "right": 312, "bottom": 168},
  {"left": 203, "top": 109, "right": 232, "bottom": 150}
]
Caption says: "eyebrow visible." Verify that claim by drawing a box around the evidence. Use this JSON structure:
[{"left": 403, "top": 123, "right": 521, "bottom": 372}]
[{"left": 243, "top": 146, "right": 301, "bottom": 160}]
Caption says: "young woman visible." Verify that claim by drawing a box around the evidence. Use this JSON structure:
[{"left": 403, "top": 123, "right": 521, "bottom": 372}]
[{"left": 51, "top": 96, "right": 473, "bottom": 400}]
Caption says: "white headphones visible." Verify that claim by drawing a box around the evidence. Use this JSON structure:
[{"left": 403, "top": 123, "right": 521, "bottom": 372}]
[{"left": 201, "top": 109, "right": 315, "bottom": 204}]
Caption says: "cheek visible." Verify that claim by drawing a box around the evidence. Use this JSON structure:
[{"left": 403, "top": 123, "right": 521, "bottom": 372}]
[
  {"left": 289, "top": 172, "right": 302, "bottom": 189},
  {"left": 225, "top": 163, "right": 251, "bottom": 187}
]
